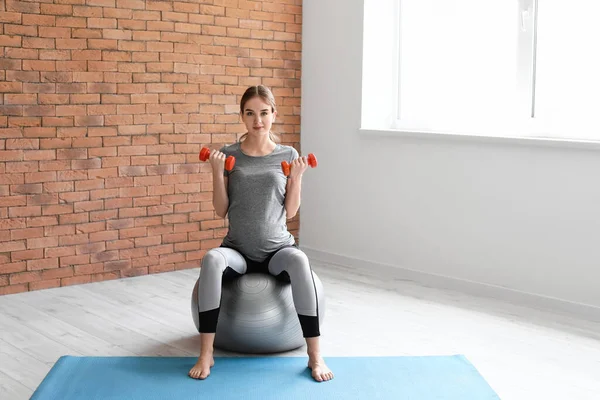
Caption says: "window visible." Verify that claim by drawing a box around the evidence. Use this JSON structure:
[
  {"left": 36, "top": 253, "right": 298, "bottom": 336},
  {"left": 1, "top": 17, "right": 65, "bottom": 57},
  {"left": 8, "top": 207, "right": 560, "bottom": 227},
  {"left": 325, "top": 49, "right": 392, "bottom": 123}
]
[{"left": 362, "top": 0, "right": 600, "bottom": 142}]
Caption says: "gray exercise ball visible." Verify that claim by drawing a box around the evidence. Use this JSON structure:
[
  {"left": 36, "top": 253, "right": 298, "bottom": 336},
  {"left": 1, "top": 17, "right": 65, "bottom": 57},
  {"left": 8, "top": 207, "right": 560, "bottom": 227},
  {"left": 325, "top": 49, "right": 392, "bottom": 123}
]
[{"left": 191, "top": 272, "right": 325, "bottom": 354}]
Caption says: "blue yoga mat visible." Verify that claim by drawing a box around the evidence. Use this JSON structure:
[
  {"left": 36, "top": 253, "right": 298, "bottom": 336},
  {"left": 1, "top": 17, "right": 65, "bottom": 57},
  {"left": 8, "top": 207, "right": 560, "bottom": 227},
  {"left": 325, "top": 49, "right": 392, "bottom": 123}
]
[{"left": 31, "top": 355, "right": 500, "bottom": 400}]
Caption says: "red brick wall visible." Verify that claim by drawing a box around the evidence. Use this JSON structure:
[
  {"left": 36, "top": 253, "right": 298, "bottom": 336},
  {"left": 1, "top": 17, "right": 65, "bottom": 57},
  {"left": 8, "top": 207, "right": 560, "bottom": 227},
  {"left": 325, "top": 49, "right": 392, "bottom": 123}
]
[{"left": 0, "top": 0, "right": 302, "bottom": 295}]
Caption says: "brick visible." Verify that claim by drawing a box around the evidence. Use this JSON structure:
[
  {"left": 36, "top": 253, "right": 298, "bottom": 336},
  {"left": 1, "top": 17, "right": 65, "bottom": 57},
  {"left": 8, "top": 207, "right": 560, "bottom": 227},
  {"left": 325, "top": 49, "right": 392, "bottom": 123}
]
[
  {"left": 37, "top": 50, "right": 70, "bottom": 61},
  {"left": 21, "top": 83, "right": 54, "bottom": 95},
  {"left": 45, "top": 224, "right": 75, "bottom": 237},
  {"left": 39, "top": 159, "right": 70, "bottom": 170},
  {"left": 5, "top": 24, "right": 38, "bottom": 37},
  {"left": 40, "top": 138, "right": 71, "bottom": 149},
  {"left": 22, "top": 37, "right": 54, "bottom": 49},
  {"left": 10, "top": 271, "right": 42, "bottom": 285},
  {"left": 90, "top": 231, "right": 119, "bottom": 244},
  {"left": 45, "top": 246, "right": 75, "bottom": 258},
  {"left": 0, "top": 260, "right": 27, "bottom": 274},
  {"left": 0, "top": 12, "right": 22, "bottom": 24},
  {"left": 90, "top": 209, "right": 118, "bottom": 221},
  {"left": 76, "top": 242, "right": 106, "bottom": 255},
  {"left": 28, "top": 193, "right": 58, "bottom": 205},
  {"left": 11, "top": 184, "right": 43, "bottom": 194},
  {"left": 23, "top": 105, "right": 55, "bottom": 117},
  {"left": 0, "top": 82, "right": 23, "bottom": 93},
  {"left": 27, "top": 257, "right": 59, "bottom": 271},
  {"left": 0, "top": 59, "right": 22, "bottom": 72},
  {"left": 74, "top": 263, "right": 104, "bottom": 275},
  {"left": 8, "top": 117, "right": 42, "bottom": 128},
  {"left": 0, "top": 194, "right": 26, "bottom": 206},
  {"left": 39, "top": 94, "right": 70, "bottom": 105},
  {"left": 9, "top": 205, "right": 43, "bottom": 217},
  {"left": 27, "top": 236, "right": 59, "bottom": 249},
  {"left": 42, "top": 267, "right": 74, "bottom": 280},
  {"left": 88, "top": 250, "right": 118, "bottom": 263},
  {"left": 29, "top": 279, "right": 61, "bottom": 291},
  {"left": 87, "top": 104, "right": 117, "bottom": 115},
  {"left": 73, "top": 6, "right": 103, "bottom": 18},
  {"left": 41, "top": 4, "right": 73, "bottom": 15},
  {"left": 56, "top": 17, "right": 86, "bottom": 28},
  {"left": 56, "top": 127, "right": 85, "bottom": 137},
  {"left": 90, "top": 272, "right": 119, "bottom": 283},
  {"left": 61, "top": 275, "right": 92, "bottom": 287},
  {"left": 4, "top": 94, "right": 36, "bottom": 105},
  {"left": 25, "top": 171, "right": 57, "bottom": 184},
  {"left": 59, "top": 253, "right": 90, "bottom": 267},
  {"left": 103, "top": 260, "right": 130, "bottom": 271},
  {"left": 117, "top": 21, "right": 145, "bottom": 34},
  {"left": 21, "top": 14, "right": 54, "bottom": 26},
  {"left": 0, "top": 285, "right": 29, "bottom": 295},
  {"left": 7, "top": 71, "right": 40, "bottom": 83}
]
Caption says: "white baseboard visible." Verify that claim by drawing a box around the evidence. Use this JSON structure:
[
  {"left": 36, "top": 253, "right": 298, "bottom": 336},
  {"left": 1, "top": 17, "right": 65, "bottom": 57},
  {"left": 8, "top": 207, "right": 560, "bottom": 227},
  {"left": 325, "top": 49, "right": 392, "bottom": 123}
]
[{"left": 302, "top": 246, "right": 600, "bottom": 323}]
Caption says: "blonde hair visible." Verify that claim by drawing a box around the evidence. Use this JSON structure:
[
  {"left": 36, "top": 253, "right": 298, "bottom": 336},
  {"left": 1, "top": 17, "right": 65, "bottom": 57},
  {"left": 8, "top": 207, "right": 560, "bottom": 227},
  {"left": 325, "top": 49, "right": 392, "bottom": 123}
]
[{"left": 239, "top": 85, "right": 280, "bottom": 143}]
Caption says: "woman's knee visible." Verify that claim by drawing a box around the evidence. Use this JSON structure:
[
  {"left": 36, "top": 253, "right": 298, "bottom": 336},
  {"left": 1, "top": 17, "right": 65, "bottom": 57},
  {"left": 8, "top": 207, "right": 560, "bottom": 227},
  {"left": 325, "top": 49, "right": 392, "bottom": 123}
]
[
  {"left": 199, "top": 249, "right": 227, "bottom": 277},
  {"left": 284, "top": 250, "right": 312, "bottom": 278}
]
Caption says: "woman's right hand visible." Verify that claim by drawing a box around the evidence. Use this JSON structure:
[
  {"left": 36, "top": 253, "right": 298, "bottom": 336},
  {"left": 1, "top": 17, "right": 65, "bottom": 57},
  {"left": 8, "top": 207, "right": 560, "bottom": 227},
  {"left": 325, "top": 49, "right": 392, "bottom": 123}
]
[{"left": 209, "top": 149, "right": 227, "bottom": 173}]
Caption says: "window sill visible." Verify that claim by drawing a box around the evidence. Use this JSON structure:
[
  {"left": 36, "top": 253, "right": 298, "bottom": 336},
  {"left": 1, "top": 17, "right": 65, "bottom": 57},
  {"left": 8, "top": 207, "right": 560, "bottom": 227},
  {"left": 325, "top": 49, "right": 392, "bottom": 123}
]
[{"left": 358, "top": 127, "right": 600, "bottom": 151}]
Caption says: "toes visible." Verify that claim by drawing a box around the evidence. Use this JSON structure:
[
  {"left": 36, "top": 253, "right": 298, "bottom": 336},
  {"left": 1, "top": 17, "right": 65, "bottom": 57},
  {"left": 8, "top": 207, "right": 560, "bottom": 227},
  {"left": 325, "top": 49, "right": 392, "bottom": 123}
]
[
  {"left": 189, "top": 368, "right": 208, "bottom": 380},
  {"left": 317, "top": 371, "right": 334, "bottom": 382},
  {"left": 311, "top": 370, "right": 322, "bottom": 382}
]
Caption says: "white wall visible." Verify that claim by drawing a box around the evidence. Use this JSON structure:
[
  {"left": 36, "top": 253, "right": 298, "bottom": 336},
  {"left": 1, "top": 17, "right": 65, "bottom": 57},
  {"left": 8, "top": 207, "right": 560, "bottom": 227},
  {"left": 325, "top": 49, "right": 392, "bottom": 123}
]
[{"left": 299, "top": 0, "right": 600, "bottom": 315}]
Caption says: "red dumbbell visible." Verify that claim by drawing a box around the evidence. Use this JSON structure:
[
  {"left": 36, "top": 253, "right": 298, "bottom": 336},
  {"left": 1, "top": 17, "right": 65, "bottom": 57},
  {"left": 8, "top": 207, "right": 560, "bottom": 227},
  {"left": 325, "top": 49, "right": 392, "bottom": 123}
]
[
  {"left": 199, "top": 147, "right": 235, "bottom": 171},
  {"left": 281, "top": 153, "right": 318, "bottom": 176}
]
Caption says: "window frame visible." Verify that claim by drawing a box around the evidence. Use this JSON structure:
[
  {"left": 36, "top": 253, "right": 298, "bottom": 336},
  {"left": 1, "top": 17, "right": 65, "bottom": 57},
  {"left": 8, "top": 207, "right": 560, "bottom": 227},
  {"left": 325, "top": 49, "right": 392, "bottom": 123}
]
[{"left": 360, "top": 0, "right": 600, "bottom": 147}]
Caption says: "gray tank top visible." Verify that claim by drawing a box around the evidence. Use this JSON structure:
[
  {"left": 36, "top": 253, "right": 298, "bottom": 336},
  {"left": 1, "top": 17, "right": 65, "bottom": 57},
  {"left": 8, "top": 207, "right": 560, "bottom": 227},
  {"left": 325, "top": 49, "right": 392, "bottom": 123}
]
[{"left": 220, "top": 142, "right": 298, "bottom": 262}]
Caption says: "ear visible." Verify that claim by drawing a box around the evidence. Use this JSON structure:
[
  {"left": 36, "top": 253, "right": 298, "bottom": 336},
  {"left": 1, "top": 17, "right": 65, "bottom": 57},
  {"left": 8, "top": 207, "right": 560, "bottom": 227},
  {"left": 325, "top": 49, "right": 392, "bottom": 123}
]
[{"left": 272, "top": 110, "right": 277, "bottom": 122}]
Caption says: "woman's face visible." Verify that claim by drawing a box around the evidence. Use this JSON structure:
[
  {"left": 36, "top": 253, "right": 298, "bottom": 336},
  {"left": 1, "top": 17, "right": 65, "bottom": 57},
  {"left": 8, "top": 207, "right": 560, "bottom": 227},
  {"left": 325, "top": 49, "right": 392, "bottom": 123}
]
[{"left": 241, "top": 96, "right": 276, "bottom": 136}]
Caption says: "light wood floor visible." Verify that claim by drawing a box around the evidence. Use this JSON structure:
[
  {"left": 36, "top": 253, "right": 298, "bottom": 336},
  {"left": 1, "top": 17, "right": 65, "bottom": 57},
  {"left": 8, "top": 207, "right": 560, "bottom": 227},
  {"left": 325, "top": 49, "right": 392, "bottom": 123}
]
[{"left": 1, "top": 261, "right": 599, "bottom": 399}]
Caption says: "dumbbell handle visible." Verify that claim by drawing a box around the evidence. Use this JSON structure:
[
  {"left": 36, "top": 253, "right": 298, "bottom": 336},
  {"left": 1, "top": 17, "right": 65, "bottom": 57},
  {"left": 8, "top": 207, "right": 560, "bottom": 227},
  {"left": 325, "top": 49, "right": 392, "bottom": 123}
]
[
  {"left": 281, "top": 153, "right": 317, "bottom": 177},
  {"left": 199, "top": 147, "right": 235, "bottom": 171}
]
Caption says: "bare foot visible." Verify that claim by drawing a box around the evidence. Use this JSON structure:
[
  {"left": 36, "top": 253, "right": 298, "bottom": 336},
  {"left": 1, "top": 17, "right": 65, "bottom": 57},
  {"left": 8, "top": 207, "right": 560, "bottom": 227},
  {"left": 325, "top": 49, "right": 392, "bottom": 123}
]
[
  {"left": 188, "top": 354, "right": 215, "bottom": 380},
  {"left": 308, "top": 354, "right": 334, "bottom": 382}
]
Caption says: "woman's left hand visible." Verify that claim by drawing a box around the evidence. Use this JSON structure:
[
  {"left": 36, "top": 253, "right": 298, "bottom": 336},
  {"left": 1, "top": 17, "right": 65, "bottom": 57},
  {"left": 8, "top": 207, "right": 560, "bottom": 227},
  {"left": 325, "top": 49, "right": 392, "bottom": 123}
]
[{"left": 288, "top": 156, "right": 309, "bottom": 180}]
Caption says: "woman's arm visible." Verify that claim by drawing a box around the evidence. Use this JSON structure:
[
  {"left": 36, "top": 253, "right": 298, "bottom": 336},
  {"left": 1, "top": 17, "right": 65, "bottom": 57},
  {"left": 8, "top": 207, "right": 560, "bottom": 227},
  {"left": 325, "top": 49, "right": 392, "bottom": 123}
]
[
  {"left": 284, "top": 156, "right": 308, "bottom": 219},
  {"left": 209, "top": 149, "right": 229, "bottom": 218},
  {"left": 213, "top": 174, "right": 229, "bottom": 218},
  {"left": 285, "top": 176, "right": 301, "bottom": 219}
]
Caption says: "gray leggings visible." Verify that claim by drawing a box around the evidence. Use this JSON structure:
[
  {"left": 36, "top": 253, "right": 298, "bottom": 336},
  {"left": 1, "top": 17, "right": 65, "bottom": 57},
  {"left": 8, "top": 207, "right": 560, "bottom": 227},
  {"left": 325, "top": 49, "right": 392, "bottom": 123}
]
[{"left": 196, "top": 246, "right": 321, "bottom": 337}]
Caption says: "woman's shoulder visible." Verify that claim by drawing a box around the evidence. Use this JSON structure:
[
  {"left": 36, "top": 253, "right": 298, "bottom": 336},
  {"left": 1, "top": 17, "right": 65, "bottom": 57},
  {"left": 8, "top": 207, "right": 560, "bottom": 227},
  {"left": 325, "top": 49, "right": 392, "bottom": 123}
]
[
  {"left": 275, "top": 144, "right": 299, "bottom": 160},
  {"left": 220, "top": 142, "right": 241, "bottom": 155}
]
